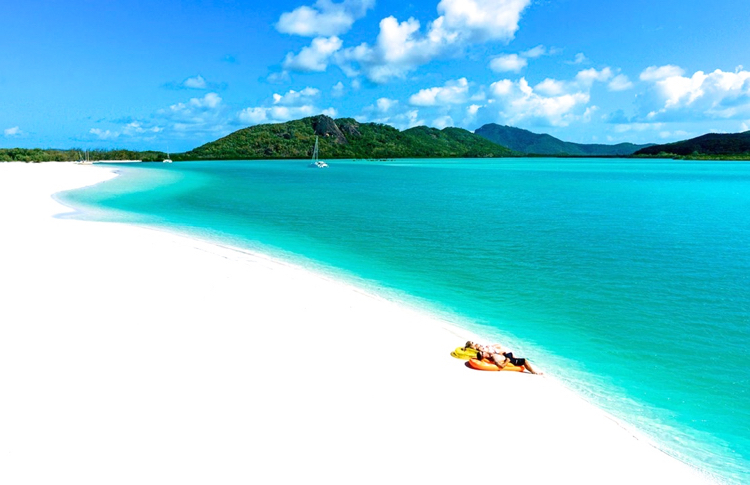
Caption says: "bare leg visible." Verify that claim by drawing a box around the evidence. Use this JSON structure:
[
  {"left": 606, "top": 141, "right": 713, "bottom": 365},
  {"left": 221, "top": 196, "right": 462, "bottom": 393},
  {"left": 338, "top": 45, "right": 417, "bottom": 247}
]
[{"left": 522, "top": 360, "right": 543, "bottom": 375}]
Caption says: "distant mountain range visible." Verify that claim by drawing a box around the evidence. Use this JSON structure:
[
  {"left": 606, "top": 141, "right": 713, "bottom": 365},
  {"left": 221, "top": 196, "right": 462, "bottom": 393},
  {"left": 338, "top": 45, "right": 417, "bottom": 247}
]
[
  {"left": 474, "top": 124, "right": 654, "bottom": 156},
  {"left": 634, "top": 131, "right": 750, "bottom": 158},
  {"left": 182, "top": 115, "right": 516, "bottom": 160}
]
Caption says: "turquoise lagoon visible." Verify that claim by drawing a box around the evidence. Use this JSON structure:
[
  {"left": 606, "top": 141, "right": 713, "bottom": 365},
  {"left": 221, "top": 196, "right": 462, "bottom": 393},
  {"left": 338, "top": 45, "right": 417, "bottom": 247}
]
[{"left": 60, "top": 159, "right": 750, "bottom": 483}]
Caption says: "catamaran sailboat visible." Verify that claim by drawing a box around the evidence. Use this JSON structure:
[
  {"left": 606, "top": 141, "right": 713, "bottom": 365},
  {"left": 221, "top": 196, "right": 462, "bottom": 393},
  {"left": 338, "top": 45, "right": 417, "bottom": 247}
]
[
  {"left": 308, "top": 136, "right": 328, "bottom": 168},
  {"left": 163, "top": 151, "right": 172, "bottom": 163}
]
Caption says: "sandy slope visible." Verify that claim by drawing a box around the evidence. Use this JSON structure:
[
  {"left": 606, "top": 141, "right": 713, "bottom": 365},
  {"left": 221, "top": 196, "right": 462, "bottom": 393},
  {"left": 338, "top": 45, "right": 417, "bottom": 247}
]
[{"left": 0, "top": 163, "right": 718, "bottom": 484}]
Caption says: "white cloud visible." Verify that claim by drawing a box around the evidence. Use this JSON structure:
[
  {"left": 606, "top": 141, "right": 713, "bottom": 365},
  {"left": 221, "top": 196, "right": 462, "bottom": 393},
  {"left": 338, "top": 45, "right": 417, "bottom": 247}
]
[
  {"left": 376, "top": 98, "right": 399, "bottom": 113},
  {"left": 522, "top": 45, "right": 547, "bottom": 59},
  {"left": 237, "top": 88, "right": 334, "bottom": 126},
  {"left": 575, "top": 67, "right": 613, "bottom": 86},
  {"left": 332, "top": 81, "right": 345, "bottom": 97},
  {"left": 489, "top": 53, "right": 527, "bottom": 73},
  {"left": 236, "top": 108, "right": 269, "bottom": 125},
  {"left": 433, "top": 115, "right": 454, "bottom": 129},
  {"left": 359, "top": 105, "right": 425, "bottom": 130},
  {"left": 640, "top": 65, "right": 685, "bottom": 81},
  {"left": 534, "top": 78, "right": 567, "bottom": 96},
  {"left": 334, "top": 0, "right": 531, "bottom": 83},
  {"left": 486, "top": 77, "right": 592, "bottom": 127},
  {"left": 321, "top": 107, "right": 338, "bottom": 118},
  {"left": 437, "top": 0, "right": 531, "bottom": 43},
  {"left": 283, "top": 36, "right": 343, "bottom": 72},
  {"left": 4, "top": 126, "right": 21, "bottom": 137},
  {"left": 742, "top": 121, "right": 750, "bottom": 132},
  {"left": 183, "top": 75, "right": 207, "bottom": 89},
  {"left": 184, "top": 92, "right": 222, "bottom": 109},
  {"left": 272, "top": 87, "right": 320, "bottom": 106},
  {"left": 643, "top": 68, "right": 750, "bottom": 120},
  {"left": 608, "top": 74, "right": 634, "bottom": 91},
  {"left": 659, "top": 130, "right": 689, "bottom": 139},
  {"left": 89, "top": 128, "right": 119, "bottom": 140},
  {"left": 157, "top": 92, "right": 229, "bottom": 136},
  {"left": 122, "top": 122, "right": 162, "bottom": 136},
  {"left": 613, "top": 122, "right": 663, "bottom": 133},
  {"left": 533, "top": 68, "right": 614, "bottom": 97},
  {"left": 568, "top": 53, "right": 587, "bottom": 65},
  {"left": 582, "top": 105, "right": 599, "bottom": 122},
  {"left": 409, "top": 78, "right": 469, "bottom": 106},
  {"left": 238, "top": 105, "right": 319, "bottom": 125},
  {"left": 335, "top": 16, "right": 442, "bottom": 83},
  {"left": 276, "top": 0, "right": 375, "bottom": 37}
]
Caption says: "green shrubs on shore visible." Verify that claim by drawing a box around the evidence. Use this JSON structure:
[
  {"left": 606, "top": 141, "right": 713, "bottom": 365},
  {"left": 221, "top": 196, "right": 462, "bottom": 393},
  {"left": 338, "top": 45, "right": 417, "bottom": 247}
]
[{"left": 0, "top": 148, "right": 167, "bottom": 163}]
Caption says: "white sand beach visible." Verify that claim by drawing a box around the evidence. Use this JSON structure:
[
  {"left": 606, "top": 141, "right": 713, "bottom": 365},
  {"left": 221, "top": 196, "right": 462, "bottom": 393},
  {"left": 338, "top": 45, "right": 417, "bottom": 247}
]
[{"left": 0, "top": 163, "right": 719, "bottom": 484}]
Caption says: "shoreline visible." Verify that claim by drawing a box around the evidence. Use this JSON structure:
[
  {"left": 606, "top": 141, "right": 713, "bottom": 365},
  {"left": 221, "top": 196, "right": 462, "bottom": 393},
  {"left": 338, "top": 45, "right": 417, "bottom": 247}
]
[{"left": 0, "top": 162, "right": 723, "bottom": 484}]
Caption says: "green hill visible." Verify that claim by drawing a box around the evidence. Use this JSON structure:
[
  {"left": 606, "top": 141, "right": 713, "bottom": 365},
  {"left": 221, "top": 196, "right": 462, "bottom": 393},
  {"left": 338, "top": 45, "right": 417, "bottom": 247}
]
[
  {"left": 181, "top": 115, "right": 517, "bottom": 160},
  {"left": 634, "top": 131, "right": 750, "bottom": 159},
  {"left": 474, "top": 124, "right": 653, "bottom": 156}
]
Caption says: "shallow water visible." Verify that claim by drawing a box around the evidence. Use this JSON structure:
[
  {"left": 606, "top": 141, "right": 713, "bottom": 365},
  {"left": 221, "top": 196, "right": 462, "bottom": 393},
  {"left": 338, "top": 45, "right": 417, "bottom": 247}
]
[{"left": 61, "top": 159, "right": 750, "bottom": 483}]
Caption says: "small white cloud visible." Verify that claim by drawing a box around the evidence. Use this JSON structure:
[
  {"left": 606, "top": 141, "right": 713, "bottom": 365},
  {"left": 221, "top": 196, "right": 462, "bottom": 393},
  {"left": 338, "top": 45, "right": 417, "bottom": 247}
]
[
  {"left": 276, "top": 0, "right": 375, "bottom": 37},
  {"left": 189, "top": 92, "right": 222, "bottom": 109},
  {"left": 409, "top": 78, "right": 470, "bottom": 106},
  {"left": 534, "top": 78, "right": 567, "bottom": 96},
  {"left": 522, "top": 45, "right": 547, "bottom": 59},
  {"left": 608, "top": 74, "right": 634, "bottom": 92},
  {"left": 237, "top": 107, "right": 269, "bottom": 125},
  {"left": 89, "top": 128, "right": 119, "bottom": 140},
  {"left": 640, "top": 65, "right": 685, "bottom": 81},
  {"left": 582, "top": 105, "right": 599, "bottom": 122},
  {"left": 742, "top": 121, "right": 750, "bottom": 132},
  {"left": 183, "top": 75, "right": 207, "bottom": 89},
  {"left": 332, "top": 81, "right": 345, "bottom": 97},
  {"left": 273, "top": 87, "right": 320, "bottom": 106},
  {"left": 576, "top": 67, "right": 613, "bottom": 86},
  {"left": 568, "top": 53, "right": 587, "bottom": 65},
  {"left": 376, "top": 98, "right": 399, "bottom": 113},
  {"left": 122, "top": 122, "right": 162, "bottom": 136},
  {"left": 4, "top": 126, "right": 21, "bottom": 137},
  {"left": 238, "top": 89, "right": 334, "bottom": 126},
  {"left": 267, "top": 71, "right": 291, "bottom": 84},
  {"left": 613, "top": 122, "right": 663, "bottom": 133},
  {"left": 283, "top": 36, "right": 343, "bottom": 72},
  {"left": 659, "top": 130, "right": 690, "bottom": 139},
  {"left": 489, "top": 53, "right": 527, "bottom": 73},
  {"left": 433, "top": 115, "right": 454, "bottom": 129}
]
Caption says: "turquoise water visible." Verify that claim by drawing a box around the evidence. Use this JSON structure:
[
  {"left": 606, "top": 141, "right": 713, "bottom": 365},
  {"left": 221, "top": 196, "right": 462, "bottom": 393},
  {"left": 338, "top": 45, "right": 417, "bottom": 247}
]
[{"left": 60, "top": 159, "right": 750, "bottom": 483}]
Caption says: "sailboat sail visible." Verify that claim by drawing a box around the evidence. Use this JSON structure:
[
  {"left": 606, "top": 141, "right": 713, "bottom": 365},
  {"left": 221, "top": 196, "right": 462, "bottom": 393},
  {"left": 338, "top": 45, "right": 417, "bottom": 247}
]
[{"left": 309, "top": 136, "right": 328, "bottom": 168}]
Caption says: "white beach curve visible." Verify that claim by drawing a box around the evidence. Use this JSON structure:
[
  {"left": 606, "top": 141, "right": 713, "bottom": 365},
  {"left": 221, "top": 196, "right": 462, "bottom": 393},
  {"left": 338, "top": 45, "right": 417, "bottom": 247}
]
[{"left": 0, "top": 162, "right": 720, "bottom": 485}]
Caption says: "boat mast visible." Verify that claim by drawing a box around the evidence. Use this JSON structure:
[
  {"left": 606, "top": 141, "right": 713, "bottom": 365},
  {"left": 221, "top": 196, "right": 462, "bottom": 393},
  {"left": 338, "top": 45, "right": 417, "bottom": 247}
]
[{"left": 312, "top": 136, "right": 319, "bottom": 162}]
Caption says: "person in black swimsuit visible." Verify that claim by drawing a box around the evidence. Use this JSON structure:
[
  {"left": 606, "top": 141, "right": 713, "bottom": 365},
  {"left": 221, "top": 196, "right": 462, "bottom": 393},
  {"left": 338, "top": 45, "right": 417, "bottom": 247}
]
[{"left": 476, "top": 350, "right": 543, "bottom": 375}]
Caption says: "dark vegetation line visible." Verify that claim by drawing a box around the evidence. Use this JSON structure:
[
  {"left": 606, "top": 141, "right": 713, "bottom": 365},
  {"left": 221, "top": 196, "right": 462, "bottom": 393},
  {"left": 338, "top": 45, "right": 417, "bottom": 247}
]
[{"left": 2, "top": 115, "right": 749, "bottom": 162}]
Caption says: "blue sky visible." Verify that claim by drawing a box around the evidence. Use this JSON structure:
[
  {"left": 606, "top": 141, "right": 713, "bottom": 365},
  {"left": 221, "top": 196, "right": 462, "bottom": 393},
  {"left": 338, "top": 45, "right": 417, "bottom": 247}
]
[{"left": 2, "top": 0, "right": 750, "bottom": 151}]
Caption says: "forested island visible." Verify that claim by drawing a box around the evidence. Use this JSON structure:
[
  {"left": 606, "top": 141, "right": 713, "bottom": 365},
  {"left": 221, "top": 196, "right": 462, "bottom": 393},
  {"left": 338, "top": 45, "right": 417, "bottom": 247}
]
[
  {"left": 3, "top": 115, "right": 749, "bottom": 162},
  {"left": 474, "top": 124, "right": 654, "bottom": 156},
  {"left": 634, "top": 131, "right": 750, "bottom": 160},
  {"left": 182, "top": 115, "right": 516, "bottom": 160}
]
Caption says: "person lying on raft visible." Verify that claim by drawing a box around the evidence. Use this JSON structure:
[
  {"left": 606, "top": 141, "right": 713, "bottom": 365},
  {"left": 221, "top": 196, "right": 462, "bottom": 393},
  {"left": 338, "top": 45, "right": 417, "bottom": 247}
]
[
  {"left": 476, "top": 350, "right": 543, "bottom": 375},
  {"left": 465, "top": 341, "right": 506, "bottom": 354}
]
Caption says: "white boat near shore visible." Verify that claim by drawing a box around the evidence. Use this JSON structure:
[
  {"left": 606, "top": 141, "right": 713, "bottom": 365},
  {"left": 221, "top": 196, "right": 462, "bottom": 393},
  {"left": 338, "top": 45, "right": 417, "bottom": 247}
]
[{"left": 308, "top": 136, "right": 328, "bottom": 168}]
